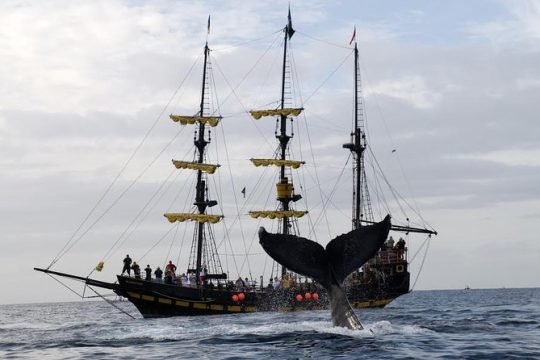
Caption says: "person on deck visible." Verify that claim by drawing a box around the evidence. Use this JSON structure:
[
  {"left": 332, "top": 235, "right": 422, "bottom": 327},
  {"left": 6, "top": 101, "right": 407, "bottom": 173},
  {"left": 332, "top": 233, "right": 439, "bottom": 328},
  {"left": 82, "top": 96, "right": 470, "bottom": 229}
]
[
  {"left": 180, "top": 273, "right": 189, "bottom": 286},
  {"left": 165, "top": 261, "right": 177, "bottom": 277},
  {"left": 131, "top": 262, "right": 140, "bottom": 278},
  {"left": 236, "top": 277, "right": 246, "bottom": 290},
  {"left": 164, "top": 270, "right": 173, "bottom": 284},
  {"left": 396, "top": 237, "right": 406, "bottom": 259},
  {"left": 154, "top": 266, "right": 163, "bottom": 282},
  {"left": 121, "top": 255, "right": 132, "bottom": 276},
  {"left": 386, "top": 236, "right": 395, "bottom": 249},
  {"left": 131, "top": 262, "right": 141, "bottom": 279},
  {"left": 144, "top": 265, "right": 152, "bottom": 281},
  {"left": 199, "top": 267, "right": 207, "bottom": 285}
]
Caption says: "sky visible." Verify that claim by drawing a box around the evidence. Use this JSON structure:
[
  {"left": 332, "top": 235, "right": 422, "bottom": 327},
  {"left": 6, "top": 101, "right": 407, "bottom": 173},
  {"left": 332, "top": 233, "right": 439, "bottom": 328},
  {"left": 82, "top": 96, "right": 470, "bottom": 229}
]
[{"left": 1, "top": 0, "right": 539, "bottom": 305}]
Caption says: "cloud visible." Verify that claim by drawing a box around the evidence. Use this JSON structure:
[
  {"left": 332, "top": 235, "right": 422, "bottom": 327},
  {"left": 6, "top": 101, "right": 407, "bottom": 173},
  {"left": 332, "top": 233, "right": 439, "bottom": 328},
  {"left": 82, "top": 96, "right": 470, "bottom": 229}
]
[
  {"left": 367, "top": 75, "right": 442, "bottom": 109},
  {"left": 2, "top": 1, "right": 540, "bottom": 304},
  {"left": 452, "top": 149, "right": 540, "bottom": 167},
  {"left": 467, "top": 0, "right": 540, "bottom": 48}
]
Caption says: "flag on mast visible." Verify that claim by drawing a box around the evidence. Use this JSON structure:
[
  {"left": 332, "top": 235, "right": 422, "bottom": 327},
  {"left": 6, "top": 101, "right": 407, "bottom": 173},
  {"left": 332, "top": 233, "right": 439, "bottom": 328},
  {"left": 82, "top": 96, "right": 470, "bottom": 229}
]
[
  {"left": 286, "top": 7, "right": 295, "bottom": 39},
  {"left": 349, "top": 26, "right": 356, "bottom": 45},
  {"left": 207, "top": 15, "right": 211, "bottom": 34}
]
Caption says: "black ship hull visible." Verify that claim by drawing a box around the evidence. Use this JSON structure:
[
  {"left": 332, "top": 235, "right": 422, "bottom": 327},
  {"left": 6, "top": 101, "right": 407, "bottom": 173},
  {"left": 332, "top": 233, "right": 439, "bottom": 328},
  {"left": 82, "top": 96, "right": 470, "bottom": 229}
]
[{"left": 114, "top": 270, "right": 409, "bottom": 318}]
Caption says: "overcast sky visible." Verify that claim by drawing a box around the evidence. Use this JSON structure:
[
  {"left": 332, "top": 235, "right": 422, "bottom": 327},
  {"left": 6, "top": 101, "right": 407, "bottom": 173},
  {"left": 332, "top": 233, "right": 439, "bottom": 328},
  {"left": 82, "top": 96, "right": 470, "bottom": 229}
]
[{"left": 1, "top": 0, "right": 539, "bottom": 305}]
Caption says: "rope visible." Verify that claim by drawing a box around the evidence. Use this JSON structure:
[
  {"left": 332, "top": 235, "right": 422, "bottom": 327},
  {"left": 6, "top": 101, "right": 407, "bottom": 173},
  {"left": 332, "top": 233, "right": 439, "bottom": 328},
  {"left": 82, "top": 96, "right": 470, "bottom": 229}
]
[
  {"left": 47, "top": 56, "right": 201, "bottom": 270},
  {"left": 296, "top": 30, "right": 352, "bottom": 50},
  {"left": 410, "top": 236, "right": 431, "bottom": 291},
  {"left": 86, "top": 286, "right": 136, "bottom": 319},
  {"left": 46, "top": 273, "right": 84, "bottom": 298}
]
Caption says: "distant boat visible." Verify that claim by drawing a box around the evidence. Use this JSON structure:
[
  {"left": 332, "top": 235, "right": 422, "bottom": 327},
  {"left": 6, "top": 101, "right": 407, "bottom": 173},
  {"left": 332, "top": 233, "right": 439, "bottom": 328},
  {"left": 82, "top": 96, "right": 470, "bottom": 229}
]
[
  {"left": 35, "top": 10, "right": 436, "bottom": 318},
  {"left": 464, "top": 285, "right": 471, "bottom": 290}
]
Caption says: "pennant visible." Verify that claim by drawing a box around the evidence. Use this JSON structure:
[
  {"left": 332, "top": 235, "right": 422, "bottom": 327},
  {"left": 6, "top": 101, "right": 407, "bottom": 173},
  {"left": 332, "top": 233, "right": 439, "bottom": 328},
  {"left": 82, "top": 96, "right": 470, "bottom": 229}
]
[
  {"left": 286, "top": 7, "right": 295, "bottom": 39},
  {"left": 349, "top": 26, "right": 356, "bottom": 45},
  {"left": 241, "top": 187, "right": 246, "bottom": 198},
  {"left": 207, "top": 15, "right": 211, "bottom": 34}
]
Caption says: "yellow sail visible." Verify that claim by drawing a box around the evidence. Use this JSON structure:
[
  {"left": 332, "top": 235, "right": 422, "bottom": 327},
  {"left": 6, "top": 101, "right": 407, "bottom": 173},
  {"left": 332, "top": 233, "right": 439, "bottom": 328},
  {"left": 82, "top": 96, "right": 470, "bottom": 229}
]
[
  {"left": 172, "top": 160, "right": 220, "bottom": 174},
  {"left": 169, "top": 115, "right": 221, "bottom": 127},
  {"left": 248, "top": 210, "right": 308, "bottom": 219},
  {"left": 250, "top": 158, "right": 305, "bottom": 169},
  {"left": 164, "top": 213, "right": 223, "bottom": 224},
  {"left": 249, "top": 108, "right": 303, "bottom": 120},
  {"left": 95, "top": 261, "right": 104, "bottom": 272}
]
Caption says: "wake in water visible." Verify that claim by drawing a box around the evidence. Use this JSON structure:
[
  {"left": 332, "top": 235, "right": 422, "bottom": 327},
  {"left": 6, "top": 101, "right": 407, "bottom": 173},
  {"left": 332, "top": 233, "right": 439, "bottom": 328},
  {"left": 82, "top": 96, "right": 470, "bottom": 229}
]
[{"left": 1, "top": 289, "right": 539, "bottom": 359}]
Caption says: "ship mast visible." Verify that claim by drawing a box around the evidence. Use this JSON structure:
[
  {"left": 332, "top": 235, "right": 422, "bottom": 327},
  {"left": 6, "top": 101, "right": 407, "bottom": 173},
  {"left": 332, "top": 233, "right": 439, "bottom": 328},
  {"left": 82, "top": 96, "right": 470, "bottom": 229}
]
[
  {"left": 194, "top": 43, "right": 211, "bottom": 283},
  {"left": 165, "top": 38, "right": 225, "bottom": 286},
  {"left": 343, "top": 39, "right": 437, "bottom": 236},
  {"left": 248, "top": 9, "right": 307, "bottom": 278},
  {"left": 278, "top": 10, "right": 292, "bottom": 257},
  {"left": 344, "top": 41, "right": 372, "bottom": 230}
]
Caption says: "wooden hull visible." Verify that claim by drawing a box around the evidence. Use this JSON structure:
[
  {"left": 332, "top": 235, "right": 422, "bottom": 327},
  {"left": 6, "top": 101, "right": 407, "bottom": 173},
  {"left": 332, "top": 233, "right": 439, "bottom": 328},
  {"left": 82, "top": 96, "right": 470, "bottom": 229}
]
[{"left": 115, "top": 271, "right": 409, "bottom": 318}]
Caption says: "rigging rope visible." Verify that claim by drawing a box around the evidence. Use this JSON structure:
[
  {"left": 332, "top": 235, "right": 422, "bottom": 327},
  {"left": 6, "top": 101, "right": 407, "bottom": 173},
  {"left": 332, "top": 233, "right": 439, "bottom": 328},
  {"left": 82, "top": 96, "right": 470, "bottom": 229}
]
[
  {"left": 47, "top": 55, "right": 202, "bottom": 270},
  {"left": 296, "top": 30, "right": 353, "bottom": 50},
  {"left": 86, "top": 286, "right": 136, "bottom": 319},
  {"left": 53, "top": 127, "right": 186, "bottom": 268},
  {"left": 410, "top": 235, "right": 432, "bottom": 291}
]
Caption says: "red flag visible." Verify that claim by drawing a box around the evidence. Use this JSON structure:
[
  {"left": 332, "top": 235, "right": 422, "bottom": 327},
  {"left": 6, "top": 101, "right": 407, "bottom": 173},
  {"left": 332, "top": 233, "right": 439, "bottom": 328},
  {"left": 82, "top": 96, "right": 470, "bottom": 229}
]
[{"left": 349, "top": 26, "right": 356, "bottom": 45}]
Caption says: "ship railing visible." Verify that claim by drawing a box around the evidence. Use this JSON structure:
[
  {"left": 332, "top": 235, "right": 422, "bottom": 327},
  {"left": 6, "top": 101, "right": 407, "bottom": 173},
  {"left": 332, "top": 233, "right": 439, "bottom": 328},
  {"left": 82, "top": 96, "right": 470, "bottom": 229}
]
[{"left": 367, "top": 248, "right": 408, "bottom": 266}]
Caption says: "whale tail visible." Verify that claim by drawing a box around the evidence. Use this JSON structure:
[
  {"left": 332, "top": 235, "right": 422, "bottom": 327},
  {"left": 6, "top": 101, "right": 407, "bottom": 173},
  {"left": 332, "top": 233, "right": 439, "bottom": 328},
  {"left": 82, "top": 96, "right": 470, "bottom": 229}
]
[{"left": 258, "top": 214, "right": 391, "bottom": 329}]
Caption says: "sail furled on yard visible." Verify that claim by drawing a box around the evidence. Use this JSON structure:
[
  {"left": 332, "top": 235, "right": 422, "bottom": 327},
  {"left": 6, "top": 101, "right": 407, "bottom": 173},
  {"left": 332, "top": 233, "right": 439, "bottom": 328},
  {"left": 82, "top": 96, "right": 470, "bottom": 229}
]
[
  {"left": 249, "top": 210, "right": 307, "bottom": 219},
  {"left": 164, "top": 213, "right": 223, "bottom": 224},
  {"left": 250, "top": 159, "right": 305, "bottom": 169},
  {"left": 172, "top": 160, "right": 220, "bottom": 174},
  {"left": 249, "top": 108, "right": 303, "bottom": 120},
  {"left": 169, "top": 115, "right": 221, "bottom": 127}
]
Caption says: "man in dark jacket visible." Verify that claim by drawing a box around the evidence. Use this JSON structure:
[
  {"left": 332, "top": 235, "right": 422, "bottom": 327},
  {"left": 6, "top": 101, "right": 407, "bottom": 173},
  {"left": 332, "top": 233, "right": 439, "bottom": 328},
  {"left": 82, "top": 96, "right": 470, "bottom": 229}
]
[
  {"left": 121, "top": 255, "right": 132, "bottom": 276},
  {"left": 154, "top": 267, "right": 163, "bottom": 282},
  {"left": 144, "top": 265, "right": 152, "bottom": 281}
]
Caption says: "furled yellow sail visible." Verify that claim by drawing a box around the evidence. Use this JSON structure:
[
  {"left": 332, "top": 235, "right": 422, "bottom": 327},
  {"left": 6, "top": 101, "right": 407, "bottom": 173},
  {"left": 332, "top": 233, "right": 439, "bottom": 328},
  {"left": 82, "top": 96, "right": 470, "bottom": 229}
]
[
  {"left": 250, "top": 158, "right": 305, "bottom": 169},
  {"left": 95, "top": 261, "right": 104, "bottom": 272},
  {"left": 248, "top": 210, "right": 308, "bottom": 219},
  {"left": 249, "top": 108, "right": 303, "bottom": 120},
  {"left": 172, "top": 160, "right": 220, "bottom": 174},
  {"left": 169, "top": 115, "right": 221, "bottom": 127},
  {"left": 164, "top": 213, "right": 223, "bottom": 224}
]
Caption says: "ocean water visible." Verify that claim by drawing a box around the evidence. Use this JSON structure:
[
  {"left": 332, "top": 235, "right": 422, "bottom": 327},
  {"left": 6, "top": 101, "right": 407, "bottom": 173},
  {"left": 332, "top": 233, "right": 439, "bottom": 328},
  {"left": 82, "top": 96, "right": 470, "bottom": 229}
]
[{"left": 1, "top": 288, "right": 539, "bottom": 359}]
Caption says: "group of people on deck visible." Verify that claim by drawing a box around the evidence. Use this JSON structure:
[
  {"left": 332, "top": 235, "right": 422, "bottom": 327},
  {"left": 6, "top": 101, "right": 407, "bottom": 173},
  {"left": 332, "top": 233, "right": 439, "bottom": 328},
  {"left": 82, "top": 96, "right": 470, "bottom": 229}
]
[
  {"left": 120, "top": 255, "right": 210, "bottom": 286},
  {"left": 380, "top": 236, "right": 406, "bottom": 259},
  {"left": 120, "top": 255, "right": 177, "bottom": 282}
]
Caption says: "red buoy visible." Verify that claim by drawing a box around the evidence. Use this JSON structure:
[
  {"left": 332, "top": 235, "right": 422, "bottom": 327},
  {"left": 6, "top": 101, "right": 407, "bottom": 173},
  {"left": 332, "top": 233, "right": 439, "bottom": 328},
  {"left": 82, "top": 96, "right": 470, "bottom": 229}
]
[
  {"left": 232, "top": 294, "right": 239, "bottom": 302},
  {"left": 238, "top": 292, "right": 245, "bottom": 301},
  {"left": 312, "top": 292, "right": 319, "bottom": 300},
  {"left": 296, "top": 294, "right": 303, "bottom": 302},
  {"left": 304, "top": 292, "right": 312, "bottom": 300}
]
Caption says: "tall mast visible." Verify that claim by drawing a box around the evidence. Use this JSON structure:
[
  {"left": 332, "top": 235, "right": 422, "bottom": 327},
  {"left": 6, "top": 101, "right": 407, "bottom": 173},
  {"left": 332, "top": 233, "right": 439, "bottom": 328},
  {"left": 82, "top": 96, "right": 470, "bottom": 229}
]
[
  {"left": 194, "top": 42, "right": 210, "bottom": 283},
  {"left": 278, "top": 14, "right": 291, "bottom": 241},
  {"left": 343, "top": 39, "right": 437, "bottom": 236},
  {"left": 166, "top": 37, "right": 224, "bottom": 286},
  {"left": 248, "top": 9, "right": 307, "bottom": 279},
  {"left": 353, "top": 43, "right": 362, "bottom": 229},
  {"left": 344, "top": 41, "right": 370, "bottom": 230}
]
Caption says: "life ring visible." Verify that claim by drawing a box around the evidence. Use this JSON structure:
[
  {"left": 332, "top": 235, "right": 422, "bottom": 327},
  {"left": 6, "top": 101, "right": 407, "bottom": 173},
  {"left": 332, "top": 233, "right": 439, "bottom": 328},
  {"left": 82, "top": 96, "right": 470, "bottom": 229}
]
[{"left": 396, "top": 264, "right": 404, "bottom": 273}]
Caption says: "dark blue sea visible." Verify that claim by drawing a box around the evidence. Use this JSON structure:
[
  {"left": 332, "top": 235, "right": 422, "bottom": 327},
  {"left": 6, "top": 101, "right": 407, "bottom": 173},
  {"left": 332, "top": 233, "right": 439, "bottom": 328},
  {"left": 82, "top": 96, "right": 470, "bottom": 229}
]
[{"left": 1, "top": 288, "right": 539, "bottom": 359}]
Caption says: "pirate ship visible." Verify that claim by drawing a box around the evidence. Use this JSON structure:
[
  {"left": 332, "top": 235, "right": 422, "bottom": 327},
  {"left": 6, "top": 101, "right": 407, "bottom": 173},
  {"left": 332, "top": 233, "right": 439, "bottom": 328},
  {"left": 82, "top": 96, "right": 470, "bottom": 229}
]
[{"left": 35, "top": 11, "right": 436, "bottom": 317}]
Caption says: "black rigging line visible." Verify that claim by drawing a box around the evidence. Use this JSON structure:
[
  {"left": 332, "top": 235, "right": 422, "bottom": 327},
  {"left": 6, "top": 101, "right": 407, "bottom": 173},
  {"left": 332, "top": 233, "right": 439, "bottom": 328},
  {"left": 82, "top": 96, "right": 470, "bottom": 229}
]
[
  {"left": 54, "top": 127, "right": 187, "bottom": 265},
  {"left": 48, "top": 54, "right": 203, "bottom": 270},
  {"left": 296, "top": 30, "right": 352, "bottom": 50},
  {"left": 86, "top": 286, "right": 136, "bottom": 319}
]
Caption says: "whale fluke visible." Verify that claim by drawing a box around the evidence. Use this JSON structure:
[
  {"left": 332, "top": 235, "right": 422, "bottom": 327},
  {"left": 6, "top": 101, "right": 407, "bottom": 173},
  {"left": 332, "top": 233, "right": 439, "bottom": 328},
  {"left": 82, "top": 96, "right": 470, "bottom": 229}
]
[{"left": 258, "top": 215, "right": 391, "bottom": 329}]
